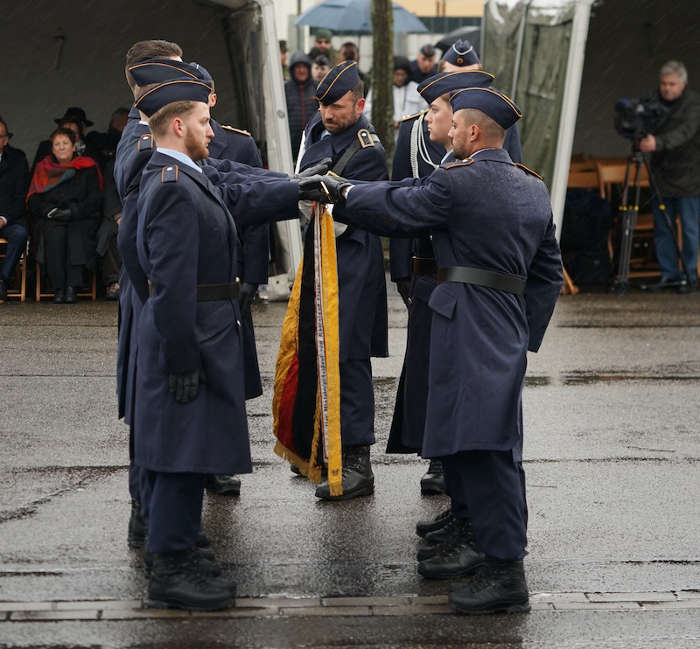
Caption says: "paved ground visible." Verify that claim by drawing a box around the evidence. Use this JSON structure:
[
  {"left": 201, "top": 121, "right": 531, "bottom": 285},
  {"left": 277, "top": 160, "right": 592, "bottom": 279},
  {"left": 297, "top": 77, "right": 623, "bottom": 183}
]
[{"left": 1, "top": 284, "right": 699, "bottom": 648}]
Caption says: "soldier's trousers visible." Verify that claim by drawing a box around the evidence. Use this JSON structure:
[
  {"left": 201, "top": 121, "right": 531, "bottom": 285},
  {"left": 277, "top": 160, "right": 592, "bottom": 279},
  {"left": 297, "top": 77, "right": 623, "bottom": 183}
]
[
  {"left": 443, "top": 451, "right": 528, "bottom": 561},
  {"left": 340, "top": 358, "right": 375, "bottom": 446},
  {"left": 144, "top": 471, "right": 205, "bottom": 553}
]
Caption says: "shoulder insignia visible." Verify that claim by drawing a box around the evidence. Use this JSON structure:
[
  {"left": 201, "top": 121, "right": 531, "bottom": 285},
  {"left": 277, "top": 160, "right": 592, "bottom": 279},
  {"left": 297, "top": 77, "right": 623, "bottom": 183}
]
[
  {"left": 160, "top": 164, "right": 179, "bottom": 183},
  {"left": 444, "top": 158, "right": 474, "bottom": 170},
  {"left": 220, "top": 124, "right": 252, "bottom": 137},
  {"left": 400, "top": 109, "right": 429, "bottom": 123},
  {"left": 357, "top": 128, "right": 375, "bottom": 149},
  {"left": 516, "top": 163, "right": 543, "bottom": 180},
  {"left": 137, "top": 133, "right": 153, "bottom": 152}
]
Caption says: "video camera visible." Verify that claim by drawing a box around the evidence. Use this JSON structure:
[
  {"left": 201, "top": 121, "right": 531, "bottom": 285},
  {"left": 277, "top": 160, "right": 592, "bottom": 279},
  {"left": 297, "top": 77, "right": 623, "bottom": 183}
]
[{"left": 614, "top": 98, "right": 670, "bottom": 141}]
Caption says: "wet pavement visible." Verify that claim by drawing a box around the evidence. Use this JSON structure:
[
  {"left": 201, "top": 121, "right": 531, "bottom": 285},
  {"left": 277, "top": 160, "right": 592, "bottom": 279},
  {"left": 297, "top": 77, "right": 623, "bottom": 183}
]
[{"left": 1, "top": 285, "right": 699, "bottom": 648}]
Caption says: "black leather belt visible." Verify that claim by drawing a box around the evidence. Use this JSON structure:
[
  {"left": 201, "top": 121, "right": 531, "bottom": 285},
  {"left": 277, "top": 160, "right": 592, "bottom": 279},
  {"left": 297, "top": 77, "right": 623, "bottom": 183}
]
[
  {"left": 411, "top": 256, "right": 437, "bottom": 276},
  {"left": 436, "top": 266, "right": 526, "bottom": 296},
  {"left": 148, "top": 281, "right": 240, "bottom": 301}
]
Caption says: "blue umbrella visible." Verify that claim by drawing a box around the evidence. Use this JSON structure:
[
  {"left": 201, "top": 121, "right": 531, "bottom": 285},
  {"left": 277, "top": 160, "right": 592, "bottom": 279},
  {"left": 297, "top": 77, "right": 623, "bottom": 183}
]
[{"left": 295, "top": 0, "right": 428, "bottom": 34}]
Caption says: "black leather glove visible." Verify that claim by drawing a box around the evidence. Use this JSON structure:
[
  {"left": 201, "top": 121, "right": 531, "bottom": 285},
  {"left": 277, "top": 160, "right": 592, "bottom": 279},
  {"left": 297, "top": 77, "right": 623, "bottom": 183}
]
[
  {"left": 298, "top": 174, "right": 352, "bottom": 203},
  {"left": 239, "top": 282, "right": 257, "bottom": 311},
  {"left": 295, "top": 157, "right": 333, "bottom": 178},
  {"left": 46, "top": 207, "right": 72, "bottom": 220},
  {"left": 168, "top": 369, "right": 206, "bottom": 404},
  {"left": 395, "top": 278, "right": 413, "bottom": 309}
]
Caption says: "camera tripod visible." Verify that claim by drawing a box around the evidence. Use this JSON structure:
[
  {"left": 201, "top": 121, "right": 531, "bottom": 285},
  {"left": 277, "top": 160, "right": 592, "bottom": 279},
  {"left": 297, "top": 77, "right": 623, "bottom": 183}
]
[{"left": 610, "top": 148, "right": 690, "bottom": 294}]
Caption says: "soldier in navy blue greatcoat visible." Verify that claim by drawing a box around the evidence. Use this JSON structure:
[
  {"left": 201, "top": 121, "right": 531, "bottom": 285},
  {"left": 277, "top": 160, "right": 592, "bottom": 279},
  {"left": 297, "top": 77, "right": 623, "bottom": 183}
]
[
  {"left": 388, "top": 69, "right": 515, "bottom": 497},
  {"left": 301, "top": 87, "right": 562, "bottom": 614},
  {"left": 296, "top": 60, "right": 389, "bottom": 501},
  {"left": 132, "top": 78, "right": 304, "bottom": 610}
]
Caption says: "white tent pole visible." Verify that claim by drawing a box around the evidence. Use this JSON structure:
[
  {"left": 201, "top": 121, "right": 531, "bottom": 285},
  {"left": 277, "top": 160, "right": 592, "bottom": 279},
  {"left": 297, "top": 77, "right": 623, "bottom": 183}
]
[{"left": 550, "top": 0, "right": 595, "bottom": 241}]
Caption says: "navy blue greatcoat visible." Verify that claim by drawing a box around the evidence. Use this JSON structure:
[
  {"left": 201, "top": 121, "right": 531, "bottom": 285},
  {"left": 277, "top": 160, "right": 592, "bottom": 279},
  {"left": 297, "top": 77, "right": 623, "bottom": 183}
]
[
  {"left": 115, "top": 108, "right": 153, "bottom": 424},
  {"left": 208, "top": 119, "right": 268, "bottom": 399},
  {"left": 298, "top": 112, "right": 389, "bottom": 446},
  {"left": 335, "top": 148, "right": 563, "bottom": 459},
  {"left": 299, "top": 112, "right": 389, "bottom": 362},
  {"left": 387, "top": 116, "right": 524, "bottom": 454},
  {"left": 134, "top": 152, "right": 300, "bottom": 473}
]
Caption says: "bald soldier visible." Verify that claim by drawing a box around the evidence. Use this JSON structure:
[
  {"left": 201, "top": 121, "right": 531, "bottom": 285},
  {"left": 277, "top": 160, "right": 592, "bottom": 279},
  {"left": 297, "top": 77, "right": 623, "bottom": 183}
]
[{"left": 299, "top": 88, "right": 563, "bottom": 614}]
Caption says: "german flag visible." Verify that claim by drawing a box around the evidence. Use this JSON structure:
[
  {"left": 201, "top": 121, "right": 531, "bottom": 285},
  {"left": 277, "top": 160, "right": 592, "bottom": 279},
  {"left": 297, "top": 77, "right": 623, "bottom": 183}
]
[{"left": 272, "top": 205, "right": 342, "bottom": 496}]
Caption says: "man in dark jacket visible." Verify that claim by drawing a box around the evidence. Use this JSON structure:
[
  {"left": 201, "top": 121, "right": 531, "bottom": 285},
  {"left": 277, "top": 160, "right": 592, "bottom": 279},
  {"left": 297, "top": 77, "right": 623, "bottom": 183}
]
[
  {"left": 284, "top": 52, "right": 318, "bottom": 161},
  {"left": 0, "top": 118, "right": 29, "bottom": 301},
  {"left": 410, "top": 44, "right": 438, "bottom": 84},
  {"left": 640, "top": 60, "right": 700, "bottom": 292}
]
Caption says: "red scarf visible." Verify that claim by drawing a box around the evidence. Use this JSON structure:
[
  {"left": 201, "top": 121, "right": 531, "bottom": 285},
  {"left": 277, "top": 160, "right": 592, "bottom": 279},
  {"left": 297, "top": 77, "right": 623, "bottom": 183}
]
[{"left": 27, "top": 155, "right": 103, "bottom": 202}]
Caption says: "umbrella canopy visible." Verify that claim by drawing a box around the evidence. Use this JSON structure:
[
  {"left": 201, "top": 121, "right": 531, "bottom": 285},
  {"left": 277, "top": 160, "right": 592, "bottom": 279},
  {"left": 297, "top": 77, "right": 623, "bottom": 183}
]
[
  {"left": 435, "top": 26, "right": 481, "bottom": 54},
  {"left": 295, "top": 0, "right": 428, "bottom": 34}
]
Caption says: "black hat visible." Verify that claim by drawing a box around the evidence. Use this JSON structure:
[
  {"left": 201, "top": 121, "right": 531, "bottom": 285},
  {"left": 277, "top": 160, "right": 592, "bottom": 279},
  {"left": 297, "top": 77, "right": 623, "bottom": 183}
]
[
  {"left": 419, "top": 44, "right": 436, "bottom": 58},
  {"left": 135, "top": 79, "right": 213, "bottom": 117},
  {"left": 54, "top": 106, "right": 93, "bottom": 127},
  {"left": 314, "top": 54, "right": 330, "bottom": 67},
  {"left": 314, "top": 60, "right": 360, "bottom": 105},
  {"left": 417, "top": 70, "right": 494, "bottom": 104},
  {"left": 442, "top": 39, "right": 480, "bottom": 67},
  {"left": 128, "top": 58, "right": 213, "bottom": 88},
  {"left": 449, "top": 87, "right": 522, "bottom": 129}
]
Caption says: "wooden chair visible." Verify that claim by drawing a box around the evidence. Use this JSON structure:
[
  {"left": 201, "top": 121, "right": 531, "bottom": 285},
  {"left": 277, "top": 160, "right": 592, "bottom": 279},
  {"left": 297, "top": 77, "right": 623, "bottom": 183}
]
[
  {"left": 0, "top": 237, "right": 28, "bottom": 302},
  {"left": 596, "top": 161, "right": 658, "bottom": 278},
  {"left": 35, "top": 261, "right": 97, "bottom": 301}
]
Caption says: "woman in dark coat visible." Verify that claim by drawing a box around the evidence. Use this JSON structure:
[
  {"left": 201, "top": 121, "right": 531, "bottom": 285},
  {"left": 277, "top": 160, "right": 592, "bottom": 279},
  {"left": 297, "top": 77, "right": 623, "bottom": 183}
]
[{"left": 28, "top": 128, "right": 103, "bottom": 302}]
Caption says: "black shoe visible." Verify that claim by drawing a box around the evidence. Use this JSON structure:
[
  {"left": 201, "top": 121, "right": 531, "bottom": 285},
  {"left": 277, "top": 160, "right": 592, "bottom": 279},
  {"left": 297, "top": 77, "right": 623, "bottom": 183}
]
[
  {"left": 145, "top": 547, "right": 220, "bottom": 577},
  {"left": 418, "top": 537, "right": 485, "bottom": 580},
  {"left": 0, "top": 278, "right": 6, "bottom": 301},
  {"left": 196, "top": 531, "right": 211, "bottom": 548},
  {"left": 420, "top": 459, "right": 446, "bottom": 495},
  {"left": 678, "top": 281, "right": 697, "bottom": 294},
  {"left": 315, "top": 445, "right": 374, "bottom": 501},
  {"left": 64, "top": 286, "right": 77, "bottom": 303},
  {"left": 146, "top": 550, "right": 233, "bottom": 611},
  {"left": 127, "top": 500, "right": 147, "bottom": 548},
  {"left": 643, "top": 277, "right": 678, "bottom": 292},
  {"left": 53, "top": 289, "right": 65, "bottom": 304},
  {"left": 416, "top": 508, "right": 453, "bottom": 538},
  {"left": 205, "top": 474, "right": 241, "bottom": 496},
  {"left": 417, "top": 520, "right": 475, "bottom": 561},
  {"left": 449, "top": 558, "right": 530, "bottom": 615},
  {"left": 423, "top": 513, "right": 471, "bottom": 546}
]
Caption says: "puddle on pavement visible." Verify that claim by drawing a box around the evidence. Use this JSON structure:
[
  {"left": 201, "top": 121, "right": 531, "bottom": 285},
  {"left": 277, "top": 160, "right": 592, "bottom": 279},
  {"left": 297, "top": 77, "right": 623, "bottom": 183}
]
[{"left": 562, "top": 370, "right": 700, "bottom": 385}]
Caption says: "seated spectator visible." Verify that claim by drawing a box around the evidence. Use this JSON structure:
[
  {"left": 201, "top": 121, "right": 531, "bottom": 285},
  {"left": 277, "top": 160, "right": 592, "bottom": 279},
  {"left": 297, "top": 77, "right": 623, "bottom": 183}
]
[
  {"left": 85, "top": 107, "right": 129, "bottom": 168},
  {"left": 410, "top": 44, "right": 438, "bottom": 84},
  {"left": 308, "top": 29, "right": 338, "bottom": 66},
  {"left": 31, "top": 107, "right": 98, "bottom": 171},
  {"left": 284, "top": 52, "right": 318, "bottom": 161},
  {"left": 97, "top": 157, "right": 121, "bottom": 300},
  {"left": 0, "top": 117, "right": 29, "bottom": 302},
  {"left": 311, "top": 54, "right": 330, "bottom": 83},
  {"left": 27, "top": 128, "right": 103, "bottom": 304},
  {"left": 364, "top": 56, "right": 425, "bottom": 133}
]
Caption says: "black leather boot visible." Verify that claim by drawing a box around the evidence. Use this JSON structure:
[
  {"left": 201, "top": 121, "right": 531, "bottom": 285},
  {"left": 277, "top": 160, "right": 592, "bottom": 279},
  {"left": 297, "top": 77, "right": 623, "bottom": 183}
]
[
  {"left": 315, "top": 445, "right": 374, "bottom": 501},
  {"left": 423, "top": 513, "right": 471, "bottom": 545},
  {"left": 420, "top": 459, "right": 446, "bottom": 495},
  {"left": 205, "top": 474, "right": 241, "bottom": 496},
  {"left": 127, "top": 500, "right": 147, "bottom": 548},
  {"left": 417, "top": 518, "right": 475, "bottom": 561},
  {"left": 196, "top": 531, "right": 210, "bottom": 548},
  {"left": 53, "top": 288, "right": 65, "bottom": 304},
  {"left": 145, "top": 547, "right": 219, "bottom": 577},
  {"left": 64, "top": 286, "right": 77, "bottom": 303},
  {"left": 418, "top": 521, "right": 485, "bottom": 580},
  {"left": 416, "top": 508, "right": 453, "bottom": 538},
  {"left": 147, "top": 550, "right": 234, "bottom": 610},
  {"left": 449, "top": 558, "right": 530, "bottom": 615}
]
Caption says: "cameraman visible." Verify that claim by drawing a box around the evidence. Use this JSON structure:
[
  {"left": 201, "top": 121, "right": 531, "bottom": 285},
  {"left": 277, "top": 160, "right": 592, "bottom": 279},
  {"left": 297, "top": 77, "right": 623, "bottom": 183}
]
[{"left": 640, "top": 60, "right": 700, "bottom": 293}]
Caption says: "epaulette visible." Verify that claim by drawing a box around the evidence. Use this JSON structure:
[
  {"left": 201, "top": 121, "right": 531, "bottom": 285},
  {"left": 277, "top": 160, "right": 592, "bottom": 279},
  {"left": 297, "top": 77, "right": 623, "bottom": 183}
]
[
  {"left": 516, "top": 163, "right": 543, "bottom": 181},
  {"left": 444, "top": 158, "right": 474, "bottom": 170},
  {"left": 400, "top": 109, "right": 429, "bottom": 123},
  {"left": 137, "top": 133, "right": 153, "bottom": 152},
  {"left": 160, "top": 164, "right": 179, "bottom": 183},
  {"left": 220, "top": 124, "right": 251, "bottom": 137},
  {"left": 357, "top": 128, "right": 377, "bottom": 148}
]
